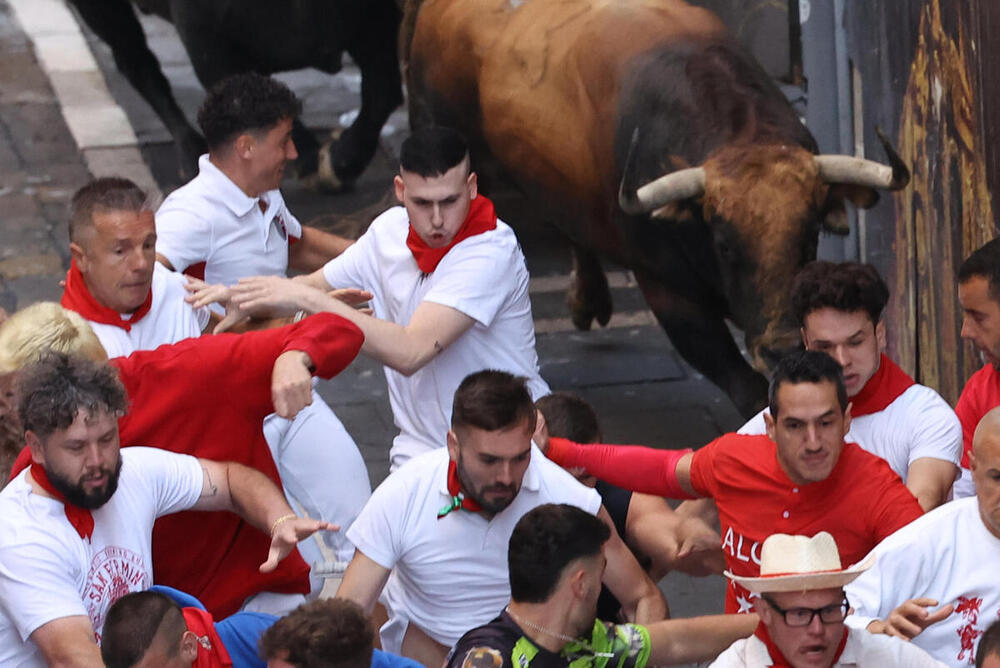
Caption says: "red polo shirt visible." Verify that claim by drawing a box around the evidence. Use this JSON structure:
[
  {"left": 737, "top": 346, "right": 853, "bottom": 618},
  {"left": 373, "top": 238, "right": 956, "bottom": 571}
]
[
  {"left": 955, "top": 364, "right": 1000, "bottom": 468},
  {"left": 9, "top": 313, "right": 364, "bottom": 618},
  {"left": 690, "top": 434, "right": 923, "bottom": 613}
]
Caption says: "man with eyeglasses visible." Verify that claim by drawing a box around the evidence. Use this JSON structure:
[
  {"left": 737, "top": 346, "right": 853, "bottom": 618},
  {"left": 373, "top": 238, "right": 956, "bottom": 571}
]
[{"left": 710, "top": 532, "right": 945, "bottom": 667}]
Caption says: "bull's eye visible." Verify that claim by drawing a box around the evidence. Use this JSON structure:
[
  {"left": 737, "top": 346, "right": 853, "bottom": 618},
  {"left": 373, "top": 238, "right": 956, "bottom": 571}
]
[{"left": 716, "top": 238, "right": 738, "bottom": 264}]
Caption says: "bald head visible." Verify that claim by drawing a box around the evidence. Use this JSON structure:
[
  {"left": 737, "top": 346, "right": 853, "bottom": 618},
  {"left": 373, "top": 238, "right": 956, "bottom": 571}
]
[{"left": 973, "top": 407, "right": 1000, "bottom": 459}]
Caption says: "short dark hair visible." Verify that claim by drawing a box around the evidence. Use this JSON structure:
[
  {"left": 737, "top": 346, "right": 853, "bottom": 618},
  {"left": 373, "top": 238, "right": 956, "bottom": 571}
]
[
  {"left": 535, "top": 393, "right": 603, "bottom": 444},
  {"left": 768, "top": 350, "right": 848, "bottom": 418},
  {"left": 197, "top": 73, "right": 302, "bottom": 151},
  {"left": 452, "top": 370, "right": 537, "bottom": 434},
  {"left": 399, "top": 126, "right": 469, "bottom": 178},
  {"left": 101, "top": 591, "right": 186, "bottom": 667},
  {"left": 978, "top": 619, "right": 1000, "bottom": 667},
  {"left": 959, "top": 238, "right": 1000, "bottom": 302},
  {"left": 69, "top": 177, "right": 148, "bottom": 243},
  {"left": 18, "top": 352, "right": 128, "bottom": 441},
  {"left": 258, "top": 598, "right": 373, "bottom": 668},
  {"left": 508, "top": 504, "right": 610, "bottom": 603},
  {"left": 791, "top": 261, "right": 889, "bottom": 326}
]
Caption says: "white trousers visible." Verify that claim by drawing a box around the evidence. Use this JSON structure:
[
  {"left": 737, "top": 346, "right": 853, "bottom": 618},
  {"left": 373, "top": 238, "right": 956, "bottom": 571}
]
[{"left": 263, "top": 390, "right": 372, "bottom": 590}]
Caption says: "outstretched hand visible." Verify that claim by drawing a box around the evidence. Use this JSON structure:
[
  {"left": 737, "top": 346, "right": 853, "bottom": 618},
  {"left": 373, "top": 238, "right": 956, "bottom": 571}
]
[
  {"left": 868, "top": 598, "right": 954, "bottom": 640},
  {"left": 185, "top": 277, "right": 232, "bottom": 309},
  {"left": 674, "top": 517, "right": 725, "bottom": 576},
  {"left": 260, "top": 518, "right": 339, "bottom": 573},
  {"left": 231, "top": 275, "right": 319, "bottom": 315}
]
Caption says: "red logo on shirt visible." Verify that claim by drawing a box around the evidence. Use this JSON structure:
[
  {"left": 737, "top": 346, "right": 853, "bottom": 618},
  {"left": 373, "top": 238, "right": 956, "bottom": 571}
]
[
  {"left": 84, "top": 545, "right": 150, "bottom": 642},
  {"left": 956, "top": 596, "right": 984, "bottom": 664}
]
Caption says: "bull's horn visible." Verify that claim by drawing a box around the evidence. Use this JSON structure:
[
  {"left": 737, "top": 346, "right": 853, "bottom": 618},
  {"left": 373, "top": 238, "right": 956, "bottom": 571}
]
[
  {"left": 619, "top": 129, "right": 706, "bottom": 215},
  {"left": 814, "top": 127, "right": 910, "bottom": 191}
]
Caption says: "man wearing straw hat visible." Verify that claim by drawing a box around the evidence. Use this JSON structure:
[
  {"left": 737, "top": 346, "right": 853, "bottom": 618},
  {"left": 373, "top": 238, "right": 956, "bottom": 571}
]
[{"left": 710, "top": 532, "right": 945, "bottom": 667}]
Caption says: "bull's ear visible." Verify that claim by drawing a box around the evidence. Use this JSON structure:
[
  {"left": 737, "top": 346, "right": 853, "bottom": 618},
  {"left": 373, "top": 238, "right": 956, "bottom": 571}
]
[{"left": 820, "top": 199, "right": 850, "bottom": 235}]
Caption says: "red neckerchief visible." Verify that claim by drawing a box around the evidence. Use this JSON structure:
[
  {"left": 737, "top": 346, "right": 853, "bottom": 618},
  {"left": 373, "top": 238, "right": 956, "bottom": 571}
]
[
  {"left": 754, "top": 621, "right": 849, "bottom": 667},
  {"left": 437, "top": 460, "right": 483, "bottom": 519},
  {"left": 406, "top": 195, "right": 498, "bottom": 274},
  {"left": 182, "top": 607, "right": 233, "bottom": 667},
  {"left": 849, "top": 354, "right": 915, "bottom": 417},
  {"left": 61, "top": 259, "right": 153, "bottom": 332},
  {"left": 29, "top": 463, "right": 94, "bottom": 541}
]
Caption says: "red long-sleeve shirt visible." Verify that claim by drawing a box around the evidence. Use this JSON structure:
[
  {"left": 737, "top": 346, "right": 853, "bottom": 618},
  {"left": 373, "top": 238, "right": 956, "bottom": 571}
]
[{"left": 11, "top": 313, "right": 364, "bottom": 617}]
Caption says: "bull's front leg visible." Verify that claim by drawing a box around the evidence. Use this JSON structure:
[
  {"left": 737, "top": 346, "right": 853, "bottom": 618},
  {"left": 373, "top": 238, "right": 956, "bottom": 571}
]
[
  {"left": 68, "top": 0, "right": 205, "bottom": 178},
  {"left": 633, "top": 272, "right": 767, "bottom": 419},
  {"left": 317, "top": 0, "right": 404, "bottom": 189},
  {"left": 568, "top": 245, "right": 613, "bottom": 330}
]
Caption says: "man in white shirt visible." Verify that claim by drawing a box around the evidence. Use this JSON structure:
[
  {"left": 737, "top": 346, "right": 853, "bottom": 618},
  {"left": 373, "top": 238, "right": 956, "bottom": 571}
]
[
  {"left": 0, "top": 352, "right": 332, "bottom": 667},
  {"left": 335, "top": 371, "right": 664, "bottom": 668},
  {"left": 739, "top": 261, "right": 960, "bottom": 510},
  {"left": 845, "top": 405, "right": 1000, "bottom": 667},
  {"left": 711, "top": 532, "right": 944, "bottom": 667},
  {"left": 221, "top": 126, "right": 550, "bottom": 468},
  {"left": 63, "top": 176, "right": 370, "bottom": 570}
]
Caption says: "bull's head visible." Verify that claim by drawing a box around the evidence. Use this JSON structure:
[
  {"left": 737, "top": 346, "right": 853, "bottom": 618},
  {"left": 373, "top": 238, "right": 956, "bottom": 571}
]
[{"left": 618, "top": 129, "right": 909, "bottom": 372}]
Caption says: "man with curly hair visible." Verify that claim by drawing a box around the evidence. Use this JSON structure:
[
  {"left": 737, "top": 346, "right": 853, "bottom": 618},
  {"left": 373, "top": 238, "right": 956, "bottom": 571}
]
[{"left": 739, "top": 261, "right": 960, "bottom": 510}]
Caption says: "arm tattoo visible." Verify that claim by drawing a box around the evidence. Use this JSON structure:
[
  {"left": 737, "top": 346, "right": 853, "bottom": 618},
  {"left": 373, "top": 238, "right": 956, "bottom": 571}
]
[{"left": 201, "top": 466, "right": 219, "bottom": 498}]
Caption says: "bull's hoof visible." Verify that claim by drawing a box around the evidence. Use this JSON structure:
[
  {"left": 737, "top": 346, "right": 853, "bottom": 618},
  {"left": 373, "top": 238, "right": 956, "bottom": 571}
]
[
  {"left": 567, "top": 287, "right": 613, "bottom": 331},
  {"left": 301, "top": 136, "right": 348, "bottom": 193}
]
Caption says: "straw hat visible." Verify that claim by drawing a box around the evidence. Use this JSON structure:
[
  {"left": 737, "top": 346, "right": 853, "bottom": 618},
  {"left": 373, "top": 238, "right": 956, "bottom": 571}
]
[{"left": 724, "top": 532, "right": 875, "bottom": 593}]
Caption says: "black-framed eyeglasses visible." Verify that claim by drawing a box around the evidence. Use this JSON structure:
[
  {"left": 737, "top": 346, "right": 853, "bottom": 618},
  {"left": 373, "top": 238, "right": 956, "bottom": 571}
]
[{"left": 761, "top": 595, "right": 849, "bottom": 627}]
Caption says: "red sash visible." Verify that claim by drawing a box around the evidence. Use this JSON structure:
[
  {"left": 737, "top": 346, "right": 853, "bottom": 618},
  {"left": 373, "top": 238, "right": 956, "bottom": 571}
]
[
  {"left": 437, "top": 460, "right": 483, "bottom": 519},
  {"left": 61, "top": 259, "right": 152, "bottom": 331},
  {"left": 29, "top": 463, "right": 94, "bottom": 541},
  {"left": 406, "top": 195, "right": 497, "bottom": 273},
  {"left": 755, "top": 621, "right": 848, "bottom": 667},
  {"left": 849, "top": 354, "right": 915, "bottom": 416},
  {"left": 183, "top": 607, "right": 233, "bottom": 667}
]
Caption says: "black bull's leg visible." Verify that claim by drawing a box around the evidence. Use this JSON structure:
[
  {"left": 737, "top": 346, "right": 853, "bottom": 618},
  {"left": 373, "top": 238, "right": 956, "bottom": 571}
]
[
  {"left": 67, "top": 0, "right": 205, "bottom": 179},
  {"left": 633, "top": 271, "right": 768, "bottom": 420}
]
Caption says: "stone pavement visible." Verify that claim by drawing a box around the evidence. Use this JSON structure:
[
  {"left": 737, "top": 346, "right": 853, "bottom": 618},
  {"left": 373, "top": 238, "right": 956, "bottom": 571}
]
[{"left": 0, "top": 0, "right": 89, "bottom": 314}]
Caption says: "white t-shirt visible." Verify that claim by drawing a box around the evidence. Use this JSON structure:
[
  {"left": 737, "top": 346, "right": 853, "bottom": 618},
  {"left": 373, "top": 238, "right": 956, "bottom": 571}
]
[
  {"left": 155, "top": 155, "right": 303, "bottom": 287},
  {"left": 84, "top": 262, "right": 210, "bottom": 358},
  {"left": 709, "top": 626, "right": 946, "bottom": 667},
  {"left": 346, "top": 445, "right": 600, "bottom": 651},
  {"left": 739, "top": 384, "right": 961, "bottom": 482},
  {"left": 322, "top": 205, "right": 549, "bottom": 465},
  {"left": 845, "top": 497, "right": 1000, "bottom": 667},
  {"left": 0, "top": 447, "right": 203, "bottom": 666}
]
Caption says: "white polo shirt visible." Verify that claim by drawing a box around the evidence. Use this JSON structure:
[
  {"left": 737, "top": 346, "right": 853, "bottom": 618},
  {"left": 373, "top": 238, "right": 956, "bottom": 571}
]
[
  {"left": 82, "top": 263, "right": 210, "bottom": 358},
  {"left": 739, "top": 384, "right": 961, "bottom": 482},
  {"left": 845, "top": 497, "right": 1000, "bottom": 667},
  {"left": 155, "top": 155, "right": 302, "bottom": 287},
  {"left": 709, "top": 626, "right": 946, "bottom": 667},
  {"left": 0, "top": 447, "right": 203, "bottom": 666},
  {"left": 322, "top": 205, "right": 549, "bottom": 466},
  {"left": 346, "top": 445, "right": 600, "bottom": 652}
]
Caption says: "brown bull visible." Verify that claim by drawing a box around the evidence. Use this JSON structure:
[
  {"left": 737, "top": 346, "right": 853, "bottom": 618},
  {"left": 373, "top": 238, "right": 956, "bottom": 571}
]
[{"left": 406, "top": 0, "right": 908, "bottom": 417}]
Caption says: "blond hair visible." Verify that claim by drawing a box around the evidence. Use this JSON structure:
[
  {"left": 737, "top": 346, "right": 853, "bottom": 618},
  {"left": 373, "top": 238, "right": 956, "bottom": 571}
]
[{"left": 0, "top": 302, "right": 107, "bottom": 373}]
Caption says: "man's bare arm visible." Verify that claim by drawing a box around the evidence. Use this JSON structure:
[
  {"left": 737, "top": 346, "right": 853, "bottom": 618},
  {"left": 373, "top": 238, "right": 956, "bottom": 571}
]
[
  {"left": 598, "top": 506, "right": 668, "bottom": 623},
  {"left": 30, "top": 616, "right": 104, "bottom": 668},
  {"left": 190, "top": 459, "right": 336, "bottom": 572},
  {"left": 647, "top": 612, "right": 758, "bottom": 665},
  {"left": 230, "top": 276, "right": 476, "bottom": 376},
  {"left": 288, "top": 226, "right": 355, "bottom": 272},
  {"left": 337, "top": 550, "right": 393, "bottom": 613},
  {"left": 905, "top": 458, "right": 958, "bottom": 511},
  {"left": 626, "top": 494, "right": 724, "bottom": 580},
  {"left": 155, "top": 252, "right": 175, "bottom": 270}
]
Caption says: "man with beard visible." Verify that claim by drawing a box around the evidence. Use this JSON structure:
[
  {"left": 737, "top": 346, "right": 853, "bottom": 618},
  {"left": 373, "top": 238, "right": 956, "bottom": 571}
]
[
  {"left": 447, "top": 504, "right": 757, "bottom": 668},
  {"left": 336, "top": 371, "right": 665, "bottom": 668},
  {"left": 0, "top": 353, "right": 333, "bottom": 667},
  {"left": 955, "top": 239, "right": 1000, "bottom": 498}
]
